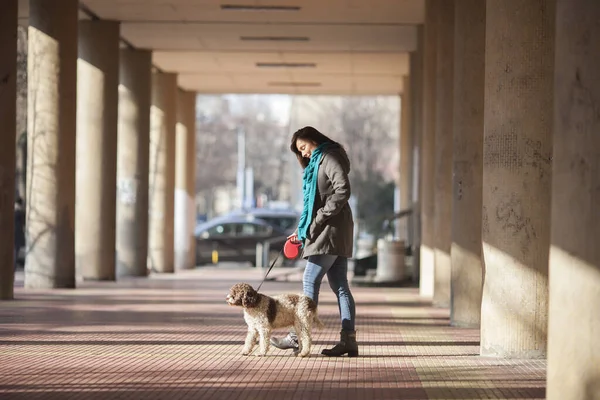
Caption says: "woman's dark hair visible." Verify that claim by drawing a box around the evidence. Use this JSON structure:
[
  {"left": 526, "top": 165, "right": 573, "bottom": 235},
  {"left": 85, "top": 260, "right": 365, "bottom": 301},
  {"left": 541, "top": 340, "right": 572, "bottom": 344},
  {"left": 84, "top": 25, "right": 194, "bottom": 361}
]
[{"left": 290, "top": 126, "right": 341, "bottom": 169}]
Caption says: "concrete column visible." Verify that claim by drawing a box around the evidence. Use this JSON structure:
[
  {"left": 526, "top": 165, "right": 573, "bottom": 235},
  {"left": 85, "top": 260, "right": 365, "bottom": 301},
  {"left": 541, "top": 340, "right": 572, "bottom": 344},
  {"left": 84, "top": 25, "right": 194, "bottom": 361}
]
[
  {"left": 398, "top": 75, "right": 412, "bottom": 242},
  {"left": 547, "top": 1, "right": 600, "bottom": 397},
  {"left": 481, "top": 0, "right": 554, "bottom": 358},
  {"left": 116, "top": 49, "right": 152, "bottom": 278},
  {"left": 75, "top": 21, "right": 120, "bottom": 281},
  {"left": 419, "top": 0, "right": 438, "bottom": 299},
  {"left": 409, "top": 28, "right": 424, "bottom": 280},
  {"left": 16, "top": 28, "right": 27, "bottom": 204},
  {"left": 0, "top": 0, "right": 18, "bottom": 300},
  {"left": 175, "top": 89, "right": 196, "bottom": 271},
  {"left": 25, "top": 0, "right": 78, "bottom": 289},
  {"left": 148, "top": 72, "right": 177, "bottom": 273},
  {"left": 432, "top": 0, "right": 454, "bottom": 308},
  {"left": 185, "top": 94, "right": 197, "bottom": 270},
  {"left": 450, "top": 0, "right": 485, "bottom": 327}
]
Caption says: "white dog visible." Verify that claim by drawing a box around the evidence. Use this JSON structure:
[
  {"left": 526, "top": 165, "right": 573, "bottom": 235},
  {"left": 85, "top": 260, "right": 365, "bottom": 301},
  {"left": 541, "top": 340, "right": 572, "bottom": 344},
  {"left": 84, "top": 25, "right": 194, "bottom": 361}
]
[{"left": 226, "top": 283, "right": 324, "bottom": 357}]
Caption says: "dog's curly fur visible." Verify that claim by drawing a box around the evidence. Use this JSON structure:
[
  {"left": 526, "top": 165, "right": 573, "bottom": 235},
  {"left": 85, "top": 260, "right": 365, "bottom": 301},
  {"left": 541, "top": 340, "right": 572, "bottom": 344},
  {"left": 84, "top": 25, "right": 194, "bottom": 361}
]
[{"left": 226, "top": 283, "right": 324, "bottom": 357}]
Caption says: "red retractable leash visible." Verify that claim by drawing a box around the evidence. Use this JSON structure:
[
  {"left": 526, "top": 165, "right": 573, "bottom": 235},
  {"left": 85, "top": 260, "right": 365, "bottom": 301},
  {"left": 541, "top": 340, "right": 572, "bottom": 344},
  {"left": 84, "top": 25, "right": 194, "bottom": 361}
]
[{"left": 283, "top": 238, "right": 302, "bottom": 259}]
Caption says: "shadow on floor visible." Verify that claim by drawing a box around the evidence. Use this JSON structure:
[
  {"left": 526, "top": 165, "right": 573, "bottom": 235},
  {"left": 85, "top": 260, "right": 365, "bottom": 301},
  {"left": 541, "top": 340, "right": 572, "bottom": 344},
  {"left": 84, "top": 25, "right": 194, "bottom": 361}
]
[{"left": 0, "top": 385, "right": 546, "bottom": 400}]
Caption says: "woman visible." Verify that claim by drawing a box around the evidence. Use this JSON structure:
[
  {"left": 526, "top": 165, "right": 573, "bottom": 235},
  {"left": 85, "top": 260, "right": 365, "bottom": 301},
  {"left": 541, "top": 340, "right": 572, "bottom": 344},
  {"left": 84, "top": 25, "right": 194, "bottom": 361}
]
[{"left": 270, "top": 126, "right": 358, "bottom": 357}]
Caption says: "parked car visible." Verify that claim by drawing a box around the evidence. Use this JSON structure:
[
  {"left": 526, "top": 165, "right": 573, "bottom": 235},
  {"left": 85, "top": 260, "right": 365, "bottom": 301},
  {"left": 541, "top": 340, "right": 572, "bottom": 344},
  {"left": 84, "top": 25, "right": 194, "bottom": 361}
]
[
  {"left": 194, "top": 215, "right": 290, "bottom": 267},
  {"left": 226, "top": 208, "right": 299, "bottom": 234}
]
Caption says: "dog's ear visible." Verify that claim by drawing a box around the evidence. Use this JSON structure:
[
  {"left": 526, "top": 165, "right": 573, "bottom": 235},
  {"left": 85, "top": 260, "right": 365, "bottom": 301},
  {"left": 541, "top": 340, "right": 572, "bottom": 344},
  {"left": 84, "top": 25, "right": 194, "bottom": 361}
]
[{"left": 242, "top": 287, "right": 259, "bottom": 308}]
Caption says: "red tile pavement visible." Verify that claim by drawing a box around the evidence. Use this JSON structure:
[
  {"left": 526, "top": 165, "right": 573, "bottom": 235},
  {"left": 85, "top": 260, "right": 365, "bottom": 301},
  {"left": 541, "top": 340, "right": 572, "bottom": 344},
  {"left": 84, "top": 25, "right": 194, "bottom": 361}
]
[{"left": 0, "top": 266, "right": 546, "bottom": 400}]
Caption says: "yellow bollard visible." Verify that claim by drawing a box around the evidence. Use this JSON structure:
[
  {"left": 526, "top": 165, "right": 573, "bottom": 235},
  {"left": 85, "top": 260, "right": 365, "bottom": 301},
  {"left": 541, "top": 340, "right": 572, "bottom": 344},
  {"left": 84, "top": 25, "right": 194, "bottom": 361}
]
[{"left": 211, "top": 250, "right": 219, "bottom": 264}]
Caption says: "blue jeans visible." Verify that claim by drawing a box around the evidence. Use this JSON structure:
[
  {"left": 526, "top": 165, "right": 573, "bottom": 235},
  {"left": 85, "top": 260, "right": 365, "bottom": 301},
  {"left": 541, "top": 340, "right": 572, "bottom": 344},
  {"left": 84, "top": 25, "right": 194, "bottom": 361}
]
[{"left": 303, "top": 255, "right": 356, "bottom": 331}]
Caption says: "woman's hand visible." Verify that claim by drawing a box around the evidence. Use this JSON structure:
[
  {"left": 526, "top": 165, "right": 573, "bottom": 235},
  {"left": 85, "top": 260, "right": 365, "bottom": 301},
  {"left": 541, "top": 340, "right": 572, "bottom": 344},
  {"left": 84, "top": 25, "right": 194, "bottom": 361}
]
[{"left": 287, "top": 232, "right": 300, "bottom": 243}]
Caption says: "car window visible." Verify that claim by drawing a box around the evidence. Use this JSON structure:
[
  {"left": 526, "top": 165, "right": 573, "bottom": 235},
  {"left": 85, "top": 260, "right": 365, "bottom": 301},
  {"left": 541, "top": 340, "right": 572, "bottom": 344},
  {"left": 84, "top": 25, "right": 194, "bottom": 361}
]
[
  {"left": 237, "top": 223, "right": 271, "bottom": 237},
  {"left": 259, "top": 216, "right": 297, "bottom": 231},
  {"left": 203, "top": 223, "right": 236, "bottom": 238}
]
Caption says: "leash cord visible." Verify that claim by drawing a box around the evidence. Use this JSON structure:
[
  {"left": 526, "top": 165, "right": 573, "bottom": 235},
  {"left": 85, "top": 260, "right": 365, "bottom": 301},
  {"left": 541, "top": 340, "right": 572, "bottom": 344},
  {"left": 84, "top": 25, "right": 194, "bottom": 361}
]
[{"left": 256, "top": 249, "right": 284, "bottom": 292}]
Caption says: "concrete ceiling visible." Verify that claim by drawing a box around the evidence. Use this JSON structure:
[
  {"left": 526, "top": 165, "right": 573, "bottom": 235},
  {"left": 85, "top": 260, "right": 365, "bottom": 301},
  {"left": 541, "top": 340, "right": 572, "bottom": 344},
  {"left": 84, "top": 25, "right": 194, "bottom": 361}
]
[{"left": 18, "top": 0, "right": 424, "bottom": 95}]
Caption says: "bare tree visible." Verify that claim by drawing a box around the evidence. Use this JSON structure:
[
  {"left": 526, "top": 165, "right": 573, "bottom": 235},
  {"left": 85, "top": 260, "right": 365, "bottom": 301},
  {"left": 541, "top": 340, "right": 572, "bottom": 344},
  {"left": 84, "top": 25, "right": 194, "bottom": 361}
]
[
  {"left": 194, "top": 94, "right": 399, "bottom": 229},
  {"left": 195, "top": 97, "right": 238, "bottom": 191},
  {"left": 311, "top": 96, "right": 400, "bottom": 233},
  {"left": 316, "top": 97, "right": 398, "bottom": 182},
  {"left": 194, "top": 95, "right": 289, "bottom": 214}
]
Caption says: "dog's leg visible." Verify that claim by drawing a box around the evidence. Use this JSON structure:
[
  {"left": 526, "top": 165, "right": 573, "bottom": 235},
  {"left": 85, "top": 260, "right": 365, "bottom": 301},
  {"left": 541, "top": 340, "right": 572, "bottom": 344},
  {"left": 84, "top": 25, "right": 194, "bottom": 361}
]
[
  {"left": 292, "top": 322, "right": 309, "bottom": 357},
  {"left": 297, "top": 321, "right": 312, "bottom": 358},
  {"left": 256, "top": 328, "right": 271, "bottom": 357},
  {"left": 242, "top": 328, "right": 258, "bottom": 356}
]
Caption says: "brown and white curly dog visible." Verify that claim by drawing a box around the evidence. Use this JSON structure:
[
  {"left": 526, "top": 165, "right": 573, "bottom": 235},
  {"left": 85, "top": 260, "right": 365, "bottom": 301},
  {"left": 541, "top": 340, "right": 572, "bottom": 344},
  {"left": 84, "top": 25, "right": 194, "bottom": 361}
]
[{"left": 226, "top": 283, "right": 324, "bottom": 357}]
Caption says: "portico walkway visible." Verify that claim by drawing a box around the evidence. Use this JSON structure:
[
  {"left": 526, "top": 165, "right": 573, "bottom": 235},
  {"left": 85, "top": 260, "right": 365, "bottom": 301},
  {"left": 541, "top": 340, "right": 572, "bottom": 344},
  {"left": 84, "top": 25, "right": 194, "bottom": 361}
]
[{"left": 0, "top": 267, "right": 545, "bottom": 399}]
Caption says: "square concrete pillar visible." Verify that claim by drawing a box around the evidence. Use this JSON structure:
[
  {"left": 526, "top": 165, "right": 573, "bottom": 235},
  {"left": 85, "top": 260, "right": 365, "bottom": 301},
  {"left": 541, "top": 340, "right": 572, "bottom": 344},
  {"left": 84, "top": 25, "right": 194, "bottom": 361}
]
[
  {"left": 409, "top": 27, "right": 424, "bottom": 281},
  {"left": 76, "top": 20, "right": 120, "bottom": 281},
  {"left": 419, "top": 0, "right": 439, "bottom": 299},
  {"left": 0, "top": 0, "right": 18, "bottom": 300},
  {"left": 432, "top": 0, "right": 454, "bottom": 308},
  {"left": 25, "top": 0, "right": 78, "bottom": 289},
  {"left": 547, "top": 1, "right": 600, "bottom": 398},
  {"left": 450, "top": 0, "right": 485, "bottom": 328},
  {"left": 175, "top": 89, "right": 197, "bottom": 271},
  {"left": 148, "top": 72, "right": 177, "bottom": 274},
  {"left": 116, "top": 49, "right": 152, "bottom": 278},
  {"left": 398, "top": 75, "right": 412, "bottom": 243},
  {"left": 481, "top": 0, "right": 555, "bottom": 358}
]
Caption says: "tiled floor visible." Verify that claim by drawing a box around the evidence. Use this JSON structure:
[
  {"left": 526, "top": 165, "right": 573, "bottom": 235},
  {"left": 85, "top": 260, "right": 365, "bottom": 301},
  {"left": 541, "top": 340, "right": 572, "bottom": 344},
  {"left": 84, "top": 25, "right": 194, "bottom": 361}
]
[{"left": 0, "top": 266, "right": 546, "bottom": 399}]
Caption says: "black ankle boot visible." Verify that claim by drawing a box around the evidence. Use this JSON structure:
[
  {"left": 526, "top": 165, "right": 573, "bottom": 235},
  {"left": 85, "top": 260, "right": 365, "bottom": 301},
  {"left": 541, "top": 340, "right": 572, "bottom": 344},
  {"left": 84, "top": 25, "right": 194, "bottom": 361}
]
[{"left": 321, "top": 330, "right": 358, "bottom": 357}]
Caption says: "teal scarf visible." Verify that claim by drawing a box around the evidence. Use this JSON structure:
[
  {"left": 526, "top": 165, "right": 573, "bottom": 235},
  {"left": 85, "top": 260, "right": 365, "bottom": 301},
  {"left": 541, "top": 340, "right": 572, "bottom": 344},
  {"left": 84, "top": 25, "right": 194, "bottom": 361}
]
[{"left": 297, "top": 143, "right": 330, "bottom": 243}]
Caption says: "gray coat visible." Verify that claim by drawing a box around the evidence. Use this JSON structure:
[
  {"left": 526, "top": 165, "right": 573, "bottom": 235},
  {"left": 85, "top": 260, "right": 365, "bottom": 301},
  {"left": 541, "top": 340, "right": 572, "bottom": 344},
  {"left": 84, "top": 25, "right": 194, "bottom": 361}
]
[{"left": 302, "top": 145, "right": 354, "bottom": 259}]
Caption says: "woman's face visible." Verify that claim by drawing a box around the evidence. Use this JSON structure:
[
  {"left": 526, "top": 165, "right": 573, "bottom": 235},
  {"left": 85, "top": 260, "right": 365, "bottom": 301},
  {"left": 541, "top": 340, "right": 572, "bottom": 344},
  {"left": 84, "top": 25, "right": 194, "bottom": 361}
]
[{"left": 296, "top": 139, "right": 318, "bottom": 159}]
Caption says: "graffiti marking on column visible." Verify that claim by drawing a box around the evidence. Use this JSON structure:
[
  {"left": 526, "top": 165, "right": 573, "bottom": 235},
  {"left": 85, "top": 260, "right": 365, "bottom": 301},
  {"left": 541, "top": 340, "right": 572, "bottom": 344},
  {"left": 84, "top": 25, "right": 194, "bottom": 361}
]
[
  {"left": 495, "top": 194, "right": 538, "bottom": 255},
  {"left": 118, "top": 178, "right": 137, "bottom": 205}
]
